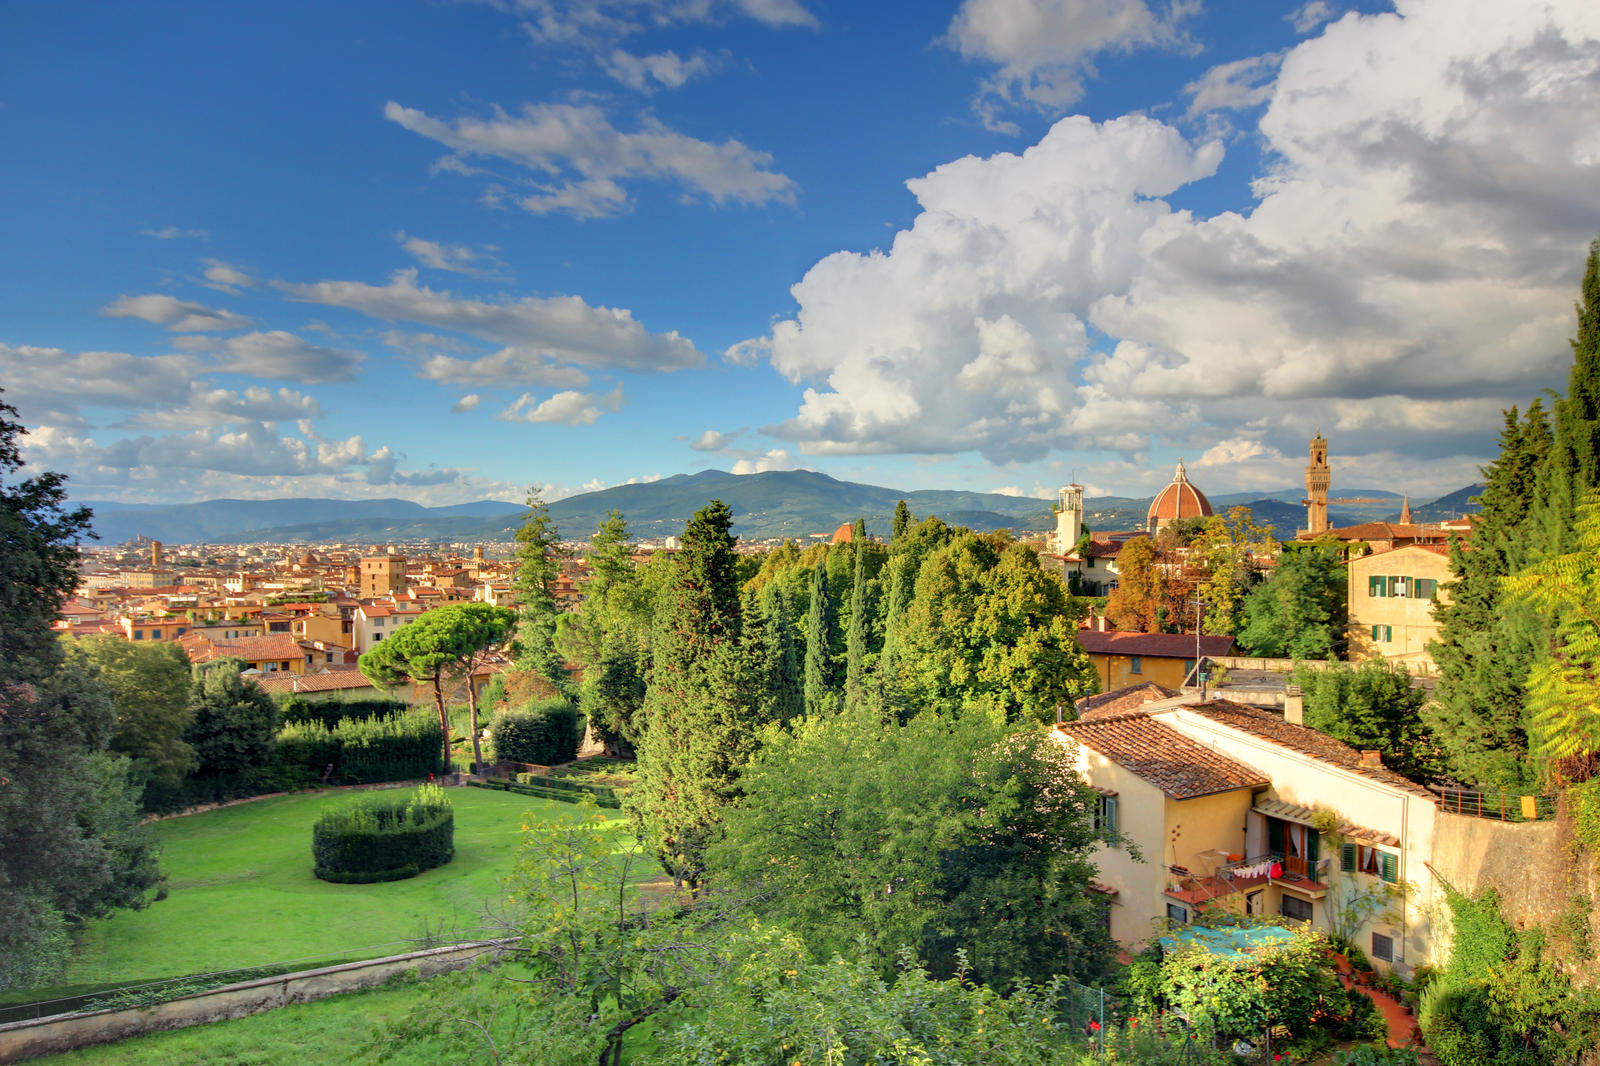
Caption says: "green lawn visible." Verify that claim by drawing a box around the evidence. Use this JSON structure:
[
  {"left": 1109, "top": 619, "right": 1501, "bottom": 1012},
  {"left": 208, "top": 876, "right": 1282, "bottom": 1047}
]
[
  {"left": 26, "top": 784, "right": 640, "bottom": 1002},
  {"left": 29, "top": 980, "right": 431, "bottom": 1066}
]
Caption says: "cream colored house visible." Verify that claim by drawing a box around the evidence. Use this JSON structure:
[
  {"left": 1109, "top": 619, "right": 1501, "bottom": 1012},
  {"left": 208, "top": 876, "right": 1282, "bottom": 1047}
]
[
  {"left": 352, "top": 601, "right": 427, "bottom": 653},
  {"left": 1055, "top": 694, "right": 1442, "bottom": 975},
  {"left": 1346, "top": 543, "right": 1452, "bottom": 672}
]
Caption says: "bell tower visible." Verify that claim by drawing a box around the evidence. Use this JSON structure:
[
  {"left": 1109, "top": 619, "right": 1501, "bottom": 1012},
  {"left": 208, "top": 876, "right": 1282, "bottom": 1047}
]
[
  {"left": 1304, "top": 432, "right": 1330, "bottom": 535},
  {"left": 1052, "top": 484, "right": 1084, "bottom": 555}
]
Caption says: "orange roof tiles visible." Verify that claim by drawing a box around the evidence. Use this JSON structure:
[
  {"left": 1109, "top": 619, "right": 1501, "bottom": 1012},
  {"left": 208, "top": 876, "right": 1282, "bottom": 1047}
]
[{"left": 1057, "top": 713, "right": 1268, "bottom": 799}]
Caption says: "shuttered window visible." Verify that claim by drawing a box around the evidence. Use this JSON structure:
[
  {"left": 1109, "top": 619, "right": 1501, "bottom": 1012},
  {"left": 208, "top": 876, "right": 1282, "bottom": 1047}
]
[
  {"left": 1341, "top": 843, "right": 1357, "bottom": 872},
  {"left": 1380, "top": 851, "right": 1399, "bottom": 884},
  {"left": 1369, "top": 575, "right": 1385, "bottom": 597}
]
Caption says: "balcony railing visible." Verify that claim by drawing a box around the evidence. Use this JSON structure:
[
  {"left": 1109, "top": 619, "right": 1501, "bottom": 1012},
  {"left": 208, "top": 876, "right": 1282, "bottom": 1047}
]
[{"left": 1436, "top": 788, "right": 1556, "bottom": 822}]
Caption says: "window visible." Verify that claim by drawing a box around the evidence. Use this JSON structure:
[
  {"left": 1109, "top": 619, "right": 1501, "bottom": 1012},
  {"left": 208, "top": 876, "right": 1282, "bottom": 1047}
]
[
  {"left": 1129, "top": 656, "right": 1143, "bottom": 675},
  {"left": 1371, "top": 625, "right": 1392, "bottom": 642},
  {"left": 1368, "top": 575, "right": 1386, "bottom": 597},
  {"left": 1415, "top": 578, "right": 1438, "bottom": 600},
  {"left": 1166, "top": 903, "right": 1189, "bottom": 924},
  {"left": 1095, "top": 793, "right": 1119, "bottom": 836},
  {"left": 132, "top": 629, "right": 143, "bottom": 639},
  {"left": 1281, "top": 896, "right": 1313, "bottom": 922},
  {"left": 373, "top": 633, "right": 383, "bottom": 642},
  {"left": 1371, "top": 932, "right": 1394, "bottom": 963},
  {"left": 373, "top": 617, "right": 385, "bottom": 626},
  {"left": 1341, "top": 844, "right": 1398, "bottom": 883}
]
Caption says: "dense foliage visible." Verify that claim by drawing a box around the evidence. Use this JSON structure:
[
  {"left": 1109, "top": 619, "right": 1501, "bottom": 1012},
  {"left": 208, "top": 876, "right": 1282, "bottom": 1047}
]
[
  {"left": 278, "top": 709, "right": 444, "bottom": 787},
  {"left": 311, "top": 783, "right": 454, "bottom": 884},
  {"left": 1294, "top": 660, "right": 1438, "bottom": 782},
  {"left": 278, "top": 695, "right": 409, "bottom": 730},
  {"left": 491, "top": 698, "right": 583, "bottom": 766}
]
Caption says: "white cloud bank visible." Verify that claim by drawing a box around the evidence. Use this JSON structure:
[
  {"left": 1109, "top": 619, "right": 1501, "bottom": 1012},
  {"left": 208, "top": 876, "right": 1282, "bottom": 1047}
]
[{"left": 744, "top": 0, "right": 1600, "bottom": 473}]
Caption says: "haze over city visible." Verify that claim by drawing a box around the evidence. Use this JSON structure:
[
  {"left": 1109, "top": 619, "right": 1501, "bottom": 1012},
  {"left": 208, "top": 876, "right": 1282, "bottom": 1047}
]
[{"left": 4, "top": 0, "right": 1598, "bottom": 508}]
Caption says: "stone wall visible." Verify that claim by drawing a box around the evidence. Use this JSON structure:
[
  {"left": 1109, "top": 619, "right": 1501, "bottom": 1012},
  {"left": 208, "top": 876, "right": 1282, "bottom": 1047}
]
[{"left": 0, "top": 939, "right": 512, "bottom": 1064}]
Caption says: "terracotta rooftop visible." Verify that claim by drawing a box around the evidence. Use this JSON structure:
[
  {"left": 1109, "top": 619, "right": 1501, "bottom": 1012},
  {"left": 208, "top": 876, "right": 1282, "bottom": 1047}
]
[
  {"left": 1178, "top": 700, "right": 1435, "bottom": 798},
  {"left": 1076, "top": 629, "right": 1235, "bottom": 659},
  {"left": 255, "top": 669, "right": 375, "bottom": 695},
  {"left": 1057, "top": 713, "right": 1269, "bottom": 800},
  {"left": 183, "top": 633, "right": 307, "bottom": 664},
  {"left": 1076, "top": 682, "right": 1181, "bottom": 720}
]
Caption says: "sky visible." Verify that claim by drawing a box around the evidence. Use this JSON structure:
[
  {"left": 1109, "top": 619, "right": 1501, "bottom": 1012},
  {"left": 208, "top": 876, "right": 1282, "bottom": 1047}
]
[{"left": 3, "top": 0, "right": 1598, "bottom": 508}]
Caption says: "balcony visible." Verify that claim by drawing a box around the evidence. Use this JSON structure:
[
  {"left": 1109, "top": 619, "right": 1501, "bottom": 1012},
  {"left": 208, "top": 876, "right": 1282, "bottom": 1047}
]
[{"left": 1164, "top": 853, "right": 1330, "bottom": 908}]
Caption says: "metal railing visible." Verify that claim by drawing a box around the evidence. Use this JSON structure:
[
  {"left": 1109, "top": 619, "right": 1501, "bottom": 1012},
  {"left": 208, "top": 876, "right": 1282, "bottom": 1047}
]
[{"left": 1436, "top": 788, "right": 1556, "bottom": 822}]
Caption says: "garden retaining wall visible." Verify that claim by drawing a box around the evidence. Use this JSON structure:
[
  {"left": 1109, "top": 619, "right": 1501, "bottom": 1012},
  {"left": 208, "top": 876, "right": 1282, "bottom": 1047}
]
[{"left": 0, "top": 938, "right": 514, "bottom": 1063}]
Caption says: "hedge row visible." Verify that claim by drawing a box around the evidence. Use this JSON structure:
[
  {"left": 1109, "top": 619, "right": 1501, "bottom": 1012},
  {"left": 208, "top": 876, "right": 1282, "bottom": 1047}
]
[
  {"left": 278, "top": 710, "right": 443, "bottom": 787},
  {"left": 468, "top": 778, "right": 621, "bottom": 809},
  {"left": 312, "top": 784, "right": 454, "bottom": 883},
  {"left": 278, "top": 695, "right": 409, "bottom": 730},
  {"left": 514, "top": 773, "right": 620, "bottom": 804},
  {"left": 492, "top": 699, "right": 582, "bottom": 766}
]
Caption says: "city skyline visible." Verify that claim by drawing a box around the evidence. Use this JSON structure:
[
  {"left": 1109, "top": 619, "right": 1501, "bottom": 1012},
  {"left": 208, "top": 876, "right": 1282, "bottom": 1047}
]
[{"left": 3, "top": 0, "right": 1598, "bottom": 507}]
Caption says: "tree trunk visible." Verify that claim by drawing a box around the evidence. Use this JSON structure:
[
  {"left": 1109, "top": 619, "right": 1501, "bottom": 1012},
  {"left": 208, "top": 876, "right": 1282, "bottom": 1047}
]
[
  {"left": 467, "top": 670, "right": 485, "bottom": 776},
  {"left": 433, "top": 674, "right": 450, "bottom": 772}
]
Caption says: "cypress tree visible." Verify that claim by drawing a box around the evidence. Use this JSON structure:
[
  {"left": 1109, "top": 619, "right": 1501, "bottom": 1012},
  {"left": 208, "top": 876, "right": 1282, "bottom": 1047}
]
[
  {"left": 511, "top": 488, "right": 571, "bottom": 697},
  {"left": 632, "top": 500, "right": 756, "bottom": 892},
  {"left": 803, "top": 560, "right": 838, "bottom": 715},
  {"left": 892, "top": 500, "right": 912, "bottom": 542},
  {"left": 1426, "top": 404, "right": 1551, "bottom": 788},
  {"left": 845, "top": 519, "right": 871, "bottom": 710},
  {"left": 1532, "top": 240, "right": 1600, "bottom": 555},
  {"left": 757, "top": 581, "right": 804, "bottom": 723}
]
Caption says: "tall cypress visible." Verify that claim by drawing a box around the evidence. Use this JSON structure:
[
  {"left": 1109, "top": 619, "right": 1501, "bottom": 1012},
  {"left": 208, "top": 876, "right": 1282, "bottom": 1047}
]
[
  {"left": 1427, "top": 404, "right": 1551, "bottom": 788},
  {"left": 633, "top": 500, "right": 756, "bottom": 892},
  {"left": 845, "top": 519, "right": 871, "bottom": 710},
  {"left": 803, "top": 560, "right": 838, "bottom": 715},
  {"left": 892, "top": 500, "right": 912, "bottom": 542},
  {"left": 1532, "top": 239, "right": 1600, "bottom": 555},
  {"left": 760, "top": 582, "right": 805, "bottom": 723}
]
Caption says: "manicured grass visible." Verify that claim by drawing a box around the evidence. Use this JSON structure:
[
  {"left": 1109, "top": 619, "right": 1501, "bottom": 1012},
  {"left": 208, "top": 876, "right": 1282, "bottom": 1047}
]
[
  {"left": 29, "top": 980, "right": 432, "bottom": 1066},
  {"left": 26, "top": 785, "right": 640, "bottom": 1002}
]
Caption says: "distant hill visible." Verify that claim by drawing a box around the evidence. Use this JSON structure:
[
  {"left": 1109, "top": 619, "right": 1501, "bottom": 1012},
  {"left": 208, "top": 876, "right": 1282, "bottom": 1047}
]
[
  {"left": 75, "top": 474, "right": 1485, "bottom": 547},
  {"left": 1408, "top": 484, "right": 1484, "bottom": 522}
]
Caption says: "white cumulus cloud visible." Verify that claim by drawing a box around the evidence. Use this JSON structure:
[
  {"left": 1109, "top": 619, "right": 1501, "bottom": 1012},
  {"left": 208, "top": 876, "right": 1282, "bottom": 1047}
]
[
  {"left": 498, "top": 385, "right": 626, "bottom": 425},
  {"left": 102, "top": 293, "right": 251, "bottom": 332}
]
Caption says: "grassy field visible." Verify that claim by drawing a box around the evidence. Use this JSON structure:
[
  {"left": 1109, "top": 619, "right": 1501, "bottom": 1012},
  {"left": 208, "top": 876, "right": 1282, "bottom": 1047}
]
[
  {"left": 17, "top": 782, "right": 644, "bottom": 1006},
  {"left": 30, "top": 980, "right": 432, "bottom": 1066}
]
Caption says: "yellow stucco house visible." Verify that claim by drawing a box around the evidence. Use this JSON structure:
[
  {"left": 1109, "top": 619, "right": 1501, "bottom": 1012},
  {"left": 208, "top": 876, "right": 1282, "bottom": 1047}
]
[
  {"left": 1346, "top": 543, "right": 1452, "bottom": 672},
  {"left": 1056, "top": 694, "right": 1442, "bottom": 975}
]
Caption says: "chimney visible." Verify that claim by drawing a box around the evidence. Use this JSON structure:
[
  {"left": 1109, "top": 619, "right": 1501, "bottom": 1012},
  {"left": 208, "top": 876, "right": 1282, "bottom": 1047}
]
[
  {"left": 1284, "top": 685, "right": 1304, "bottom": 726},
  {"left": 1360, "top": 750, "right": 1383, "bottom": 768}
]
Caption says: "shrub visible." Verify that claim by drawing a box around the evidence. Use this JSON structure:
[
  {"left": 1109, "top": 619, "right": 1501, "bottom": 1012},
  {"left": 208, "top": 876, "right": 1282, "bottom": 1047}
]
[
  {"left": 312, "top": 784, "right": 454, "bottom": 883},
  {"left": 513, "top": 773, "right": 620, "bottom": 803},
  {"left": 278, "top": 695, "right": 409, "bottom": 730},
  {"left": 492, "top": 698, "right": 582, "bottom": 766},
  {"left": 277, "top": 710, "right": 443, "bottom": 787}
]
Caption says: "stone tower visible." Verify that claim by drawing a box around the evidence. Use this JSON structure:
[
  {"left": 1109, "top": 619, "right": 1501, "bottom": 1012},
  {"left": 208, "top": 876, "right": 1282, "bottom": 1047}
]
[
  {"left": 1304, "top": 432, "right": 1331, "bottom": 536},
  {"left": 150, "top": 540, "right": 164, "bottom": 568},
  {"left": 1051, "top": 484, "right": 1084, "bottom": 554},
  {"left": 1399, "top": 495, "right": 1412, "bottom": 525}
]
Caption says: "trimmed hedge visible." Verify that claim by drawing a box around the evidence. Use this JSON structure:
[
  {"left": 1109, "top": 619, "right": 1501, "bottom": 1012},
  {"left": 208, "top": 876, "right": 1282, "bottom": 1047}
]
[
  {"left": 469, "top": 778, "right": 620, "bottom": 809},
  {"left": 278, "top": 709, "right": 443, "bottom": 787},
  {"left": 278, "top": 695, "right": 410, "bottom": 730},
  {"left": 514, "top": 773, "right": 620, "bottom": 805},
  {"left": 492, "top": 699, "right": 582, "bottom": 766},
  {"left": 312, "top": 784, "right": 454, "bottom": 883}
]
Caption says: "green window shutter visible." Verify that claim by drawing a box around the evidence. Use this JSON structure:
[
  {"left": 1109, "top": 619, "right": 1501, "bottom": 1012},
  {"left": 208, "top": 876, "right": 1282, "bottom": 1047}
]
[
  {"left": 1341, "top": 843, "right": 1356, "bottom": 872},
  {"left": 1106, "top": 795, "right": 1118, "bottom": 836},
  {"left": 1380, "top": 852, "right": 1398, "bottom": 883},
  {"left": 1387, "top": 576, "right": 1399, "bottom": 596},
  {"left": 1267, "top": 818, "right": 1284, "bottom": 857},
  {"left": 1307, "top": 831, "right": 1320, "bottom": 867},
  {"left": 1368, "top": 575, "right": 1383, "bottom": 597}
]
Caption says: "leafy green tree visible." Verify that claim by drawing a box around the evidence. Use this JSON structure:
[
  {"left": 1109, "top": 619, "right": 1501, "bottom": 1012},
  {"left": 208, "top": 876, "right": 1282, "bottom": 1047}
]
[
  {"left": 511, "top": 487, "right": 571, "bottom": 697},
  {"left": 633, "top": 500, "right": 759, "bottom": 892},
  {"left": 1427, "top": 403, "right": 1552, "bottom": 788},
  {"left": 1192, "top": 506, "right": 1277, "bottom": 637},
  {"left": 750, "top": 581, "right": 804, "bottom": 724},
  {"left": 67, "top": 636, "right": 194, "bottom": 789},
  {"left": 1502, "top": 488, "right": 1600, "bottom": 776},
  {"left": 359, "top": 602, "right": 517, "bottom": 772},
  {"left": 581, "top": 634, "right": 646, "bottom": 757},
  {"left": 185, "top": 660, "right": 280, "bottom": 800},
  {"left": 1236, "top": 541, "right": 1346, "bottom": 659},
  {"left": 1294, "top": 661, "right": 1437, "bottom": 782},
  {"left": 803, "top": 559, "right": 839, "bottom": 715},
  {"left": 714, "top": 706, "right": 1113, "bottom": 988},
  {"left": 0, "top": 395, "right": 158, "bottom": 990},
  {"left": 0, "top": 389, "right": 93, "bottom": 684},
  {"left": 845, "top": 527, "right": 873, "bottom": 710}
]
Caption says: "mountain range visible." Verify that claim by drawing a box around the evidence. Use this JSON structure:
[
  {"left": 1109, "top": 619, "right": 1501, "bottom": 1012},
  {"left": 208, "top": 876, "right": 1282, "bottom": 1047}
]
[{"left": 78, "top": 470, "right": 1483, "bottom": 547}]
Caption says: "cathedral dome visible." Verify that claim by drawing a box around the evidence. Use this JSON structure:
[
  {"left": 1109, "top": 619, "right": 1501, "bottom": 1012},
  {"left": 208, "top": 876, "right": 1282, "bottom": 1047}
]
[{"left": 1147, "top": 460, "right": 1213, "bottom": 532}]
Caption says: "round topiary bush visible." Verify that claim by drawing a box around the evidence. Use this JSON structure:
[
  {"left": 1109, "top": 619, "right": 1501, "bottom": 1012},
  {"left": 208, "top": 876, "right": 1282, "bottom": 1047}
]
[{"left": 312, "top": 784, "right": 454, "bottom": 883}]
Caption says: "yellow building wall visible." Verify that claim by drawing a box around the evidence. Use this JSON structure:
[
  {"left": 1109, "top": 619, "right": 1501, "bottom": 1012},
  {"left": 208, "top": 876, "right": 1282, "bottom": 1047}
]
[
  {"left": 1088, "top": 653, "right": 1193, "bottom": 692},
  {"left": 1346, "top": 546, "right": 1453, "bottom": 672},
  {"left": 293, "top": 613, "right": 347, "bottom": 646}
]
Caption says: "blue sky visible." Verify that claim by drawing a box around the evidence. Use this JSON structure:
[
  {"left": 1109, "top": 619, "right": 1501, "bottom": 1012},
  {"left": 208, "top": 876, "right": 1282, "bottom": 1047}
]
[{"left": 3, "top": 0, "right": 1598, "bottom": 508}]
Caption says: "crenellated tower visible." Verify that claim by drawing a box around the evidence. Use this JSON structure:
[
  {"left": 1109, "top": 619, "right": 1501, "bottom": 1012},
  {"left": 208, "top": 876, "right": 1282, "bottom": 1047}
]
[
  {"left": 1304, "top": 432, "right": 1330, "bottom": 535},
  {"left": 1051, "top": 484, "right": 1084, "bottom": 555}
]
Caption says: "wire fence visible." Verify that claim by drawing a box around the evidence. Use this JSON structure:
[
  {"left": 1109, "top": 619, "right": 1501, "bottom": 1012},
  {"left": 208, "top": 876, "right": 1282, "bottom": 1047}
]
[{"left": 0, "top": 928, "right": 507, "bottom": 1026}]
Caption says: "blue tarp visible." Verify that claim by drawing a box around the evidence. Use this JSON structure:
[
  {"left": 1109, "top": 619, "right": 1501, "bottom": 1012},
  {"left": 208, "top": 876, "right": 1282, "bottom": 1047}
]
[{"left": 1157, "top": 923, "right": 1298, "bottom": 961}]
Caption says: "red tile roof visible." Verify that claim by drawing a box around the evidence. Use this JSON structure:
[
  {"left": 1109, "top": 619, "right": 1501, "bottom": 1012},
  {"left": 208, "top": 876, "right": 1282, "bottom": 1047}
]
[
  {"left": 1179, "top": 700, "right": 1435, "bottom": 797},
  {"left": 184, "top": 634, "right": 307, "bottom": 664},
  {"left": 1076, "top": 682, "right": 1181, "bottom": 720},
  {"left": 1056, "top": 713, "right": 1268, "bottom": 799},
  {"left": 1076, "top": 630, "right": 1235, "bottom": 659},
  {"left": 255, "top": 669, "right": 375, "bottom": 695}
]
